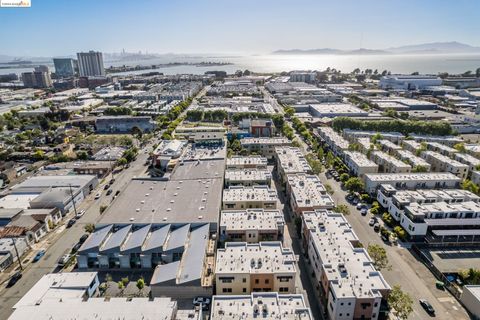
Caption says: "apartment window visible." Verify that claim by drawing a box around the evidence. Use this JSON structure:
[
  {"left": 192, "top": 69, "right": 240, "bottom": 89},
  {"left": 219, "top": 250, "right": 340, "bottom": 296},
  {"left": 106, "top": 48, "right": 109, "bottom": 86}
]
[
  {"left": 242, "top": 278, "right": 246, "bottom": 283},
  {"left": 255, "top": 279, "right": 259, "bottom": 284},
  {"left": 347, "top": 314, "right": 350, "bottom": 317},
  {"left": 372, "top": 314, "right": 376, "bottom": 318},
  {"left": 279, "top": 287, "right": 289, "bottom": 292},
  {"left": 339, "top": 314, "right": 342, "bottom": 317},
  {"left": 348, "top": 302, "right": 351, "bottom": 306},
  {"left": 243, "top": 288, "right": 247, "bottom": 293},
  {"left": 222, "top": 288, "right": 232, "bottom": 293},
  {"left": 265, "top": 279, "right": 269, "bottom": 284},
  {"left": 374, "top": 302, "right": 378, "bottom": 307}
]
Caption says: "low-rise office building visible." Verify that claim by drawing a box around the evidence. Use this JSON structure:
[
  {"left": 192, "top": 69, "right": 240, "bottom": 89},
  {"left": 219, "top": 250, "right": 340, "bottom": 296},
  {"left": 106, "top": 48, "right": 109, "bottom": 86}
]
[
  {"left": 286, "top": 174, "right": 334, "bottom": 216},
  {"left": 215, "top": 242, "right": 296, "bottom": 295},
  {"left": 240, "top": 138, "right": 291, "bottom": 159},
  {"left": 222, "top": 186, "right": 278, "bottom": 210},
  {"left": 363, "top": 172, "right": 462, "bottom": 195},
  {"left": 275, "top": 147, "right": 311, "bottom": 182},
  {"left": 224, "top": 169, "right": 272, "bottom": 187},
  {"left": 210, "top": 293, "right": 313, "bottom": 320},
  {"left": 421, "top": 151, "right": 469, "bottom": 179},
  {"left": 226, "top": 156, "right": 268, "bottom": 170},
  {"left": 302, "top": 210, "right": 390, "bottom": 320},
  {"left": 370, "top": 151, "right": 411, "bottom": 173},
  {"left": 219, "top": 209, "right": 285, "bottom": 243},
  {"left": 343, "top": 151, "right": 378, "bottom": 179},
  {"left": 152, "top": 139, "right": 187, "bottom": 169},
  {"left": 174, "top": 126, "right": 225, "bottom": 145}
]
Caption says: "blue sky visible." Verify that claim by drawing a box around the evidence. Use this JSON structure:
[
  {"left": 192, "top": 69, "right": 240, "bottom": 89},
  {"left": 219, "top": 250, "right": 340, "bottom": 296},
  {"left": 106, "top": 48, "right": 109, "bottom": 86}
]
[{"left": 1, "top": 0, "right": 479, "bottom": 56}]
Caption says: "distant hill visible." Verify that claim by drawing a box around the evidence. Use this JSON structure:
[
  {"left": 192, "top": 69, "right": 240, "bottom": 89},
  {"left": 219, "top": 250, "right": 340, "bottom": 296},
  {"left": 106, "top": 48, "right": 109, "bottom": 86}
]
[
  {"left": 273, "top": 41, "right": 480, "bottom": 55},
  {"left": 387, "top": 41, "right": 480, "bottom": 54}
]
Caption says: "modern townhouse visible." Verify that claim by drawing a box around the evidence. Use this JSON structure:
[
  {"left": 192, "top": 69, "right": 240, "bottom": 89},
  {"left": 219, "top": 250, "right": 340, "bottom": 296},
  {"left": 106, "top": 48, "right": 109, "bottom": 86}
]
[
  {"left": 274, "top": 146, "right": 312, "bottom": 183},
  {"left": 370, "top": 151, "right": 411, "bottom": 173},
  {"left": 215, "top": 242, "right": 296, "bottom": 295},
  {"left": 219, "top": 209, "right": 285, "bottom": 243},
  {"left": 302, "top": 210, "right": 390, "bottom": 320},
  {"left": 222, "top": 186, "right": 278, "bottom": 210},
  {"left": 286, "top": 173, "right": 334, "bottom": 216},
  {"left": 421, "top": 151, "right": 469, "bottom": 179},
  {"left": 343, "top": 151, "right": 379, "bottom": 179}
]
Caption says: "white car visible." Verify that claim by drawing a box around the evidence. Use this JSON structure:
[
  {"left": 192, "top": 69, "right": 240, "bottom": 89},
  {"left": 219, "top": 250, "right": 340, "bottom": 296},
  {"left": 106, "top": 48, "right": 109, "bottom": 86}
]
[
  {"left": 368, "top": 218, "right": 376, "bottom": 226},
  {"left": 76, "top": 209, "right": 86, "bottom": 217},
  {"left": 94, "top": 193, "right": 101, "bottom": 200}
]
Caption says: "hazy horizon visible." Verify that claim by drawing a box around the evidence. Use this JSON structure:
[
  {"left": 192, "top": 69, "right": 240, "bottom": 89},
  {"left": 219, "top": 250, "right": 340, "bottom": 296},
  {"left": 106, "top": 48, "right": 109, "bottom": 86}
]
[{"left": 1, "top": 0, "right": 480, "bottom": 57}]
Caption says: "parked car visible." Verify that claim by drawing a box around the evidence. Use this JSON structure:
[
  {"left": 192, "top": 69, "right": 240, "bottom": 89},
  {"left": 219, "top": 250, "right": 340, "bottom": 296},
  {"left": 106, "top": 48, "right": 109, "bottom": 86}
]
[
  {"left": 373, "top": 223, "right": 381, "bottom": 232},
  {"left": 369, "top": 218, "right": 376, "bottom": 226},
  {"left": 104, "top": 184, "right": 110, "bottom": 190},
  {"left": 360, "top": 208, "right": 368, "bottom": 216},
  {"left": 109, "top": 179, "right": 115, "bottom": 185},
  {"left": 33, "top": 249, "right": 46, "bottom": 262},
  {"left": 115, "top": 190, "right": 120, "bottom": 196},
  {"left": 79, "top": 234, "right": 89, "bottom": 244},
  {"left": 352, "top": 198, "right": 359, "bottom": 205},
  {"left": 381, "top": 233, "right": 390, "bottom": 242},
  {"left": 66, "top": 218, "right": 76, "bottom": 228},
  {"left": 419, "top": 299, "right": 435, "bottom": 315},
  {"left": 356, "top": 203, "right": 364, "bottom": 210},
  {"left": 106, "top": 189, "right": 113, "bottom": 196},
  {"left": 58, "top": 254, "right": 72, "bottom": 267},
  {"left": 76, "top": 209, "right": 86, "bottom": 218},
  {"left": 193, "top": 297, "right": 211, "bottom": 310},
  {"left": 95, "top": 193, "right": 101, "bottom": 199},
  {"left": 71, "top": 243, "right": 82, "bottom": 253},
  {"left": 346, "top": 194, "right": 354, "bottom": 202},
  {"left": 6, "top": 271, "right": 22, "bottom": 287}
]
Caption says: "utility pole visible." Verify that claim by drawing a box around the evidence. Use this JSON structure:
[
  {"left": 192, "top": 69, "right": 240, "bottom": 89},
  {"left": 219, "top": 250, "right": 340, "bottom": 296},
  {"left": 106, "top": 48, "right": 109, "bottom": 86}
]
[
  {"left": 11, "top": 238, "right": 23, "bottom": 271},
  {"left": 68, "top": 183, "right": 78, "bottom": 216}
]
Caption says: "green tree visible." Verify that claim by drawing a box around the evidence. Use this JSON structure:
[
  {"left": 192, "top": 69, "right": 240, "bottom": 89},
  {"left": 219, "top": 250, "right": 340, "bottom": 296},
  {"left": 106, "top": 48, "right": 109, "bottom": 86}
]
[
  {"left": 339, "top": 173, "right": 350, "bottom": 183},
  {"left": 84, "top": 223, "right": 95, "bottom": 233},
  {"left": 388, "top": 285, "right": 414, "bottom": 320},
  {"left": 332, "top": 204, "right": 350, "bottom": 215},
  {"left": 117, "top": 157, "right": 128, "bottom": 167},
  {"left": 344, "top": 177, "right": 364, "bottom": 193},
  {"left": 284, "top": 107, "right": 295, "bottom": 118},
  {"left": 325, "top": 151, "right": 334, "bottom": 169},
  {"left": 462, "top": 179, "right": 480, "bottom": 195},
  {"left": 136, "top": 277, "right": 145, "bottom": 292},
  {"left": 76, "top": 151, "right": 88, "bottom": 160},
  {"left": 453, "top": 143, "right": 466, "bottom": 153},
  {"left": 367, "top": 244, "right": 391, "bottom": 270},
  {"left": 412, "top": 165, "right": 428, "bottom": 173},
  {"left": 317, "top": 147, "right": 324, "bottom": 161}
]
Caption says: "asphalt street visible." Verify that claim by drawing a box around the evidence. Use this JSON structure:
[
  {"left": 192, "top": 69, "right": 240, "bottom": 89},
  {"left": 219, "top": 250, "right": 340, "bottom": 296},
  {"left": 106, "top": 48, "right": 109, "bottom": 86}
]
[{"left": 0, "top": 145, "right": 151, "bottom": 319}]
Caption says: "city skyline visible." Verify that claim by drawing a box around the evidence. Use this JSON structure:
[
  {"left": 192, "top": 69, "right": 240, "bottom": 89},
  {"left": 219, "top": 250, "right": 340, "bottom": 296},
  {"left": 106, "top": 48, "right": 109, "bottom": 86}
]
[{"left": 1, "top": 0, "right": 480, "bottom": 56}]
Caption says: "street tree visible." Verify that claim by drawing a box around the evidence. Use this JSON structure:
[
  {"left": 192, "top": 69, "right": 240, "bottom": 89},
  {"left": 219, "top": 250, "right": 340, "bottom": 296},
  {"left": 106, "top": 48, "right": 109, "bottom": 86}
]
[
  {"left": 344, "top": 177, "right": 364, "bottom": 193},
  {"left": 367, "top": 244, "right": 391, "bottom": 270},
  {"left": 388, "top": 285, "right": 414, "bottom": 320}
]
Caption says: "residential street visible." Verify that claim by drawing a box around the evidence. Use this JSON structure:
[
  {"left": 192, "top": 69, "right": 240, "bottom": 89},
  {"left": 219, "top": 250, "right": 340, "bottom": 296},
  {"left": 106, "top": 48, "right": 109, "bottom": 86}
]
[
  {"left": 0, "top": 146, "right": 152, "bottom": 319},
  {"left": 317, "top": 171, "right": 469, "bottom": 320}
]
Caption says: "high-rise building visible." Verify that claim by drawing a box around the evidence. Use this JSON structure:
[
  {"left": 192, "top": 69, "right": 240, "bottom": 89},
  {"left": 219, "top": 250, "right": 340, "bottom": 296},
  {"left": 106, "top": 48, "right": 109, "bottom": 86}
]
[
  {"left": 34, "top": 65, "right": 50, "bottom": 73},
  {"left": 21, "top": 70, "right": 52, "bottom": 88},
  {"left": 76, "top": 51, "right": 105, "bottom": 77},
  {"left": 53, "top": 58, "right": 77, "bottom": 78}
]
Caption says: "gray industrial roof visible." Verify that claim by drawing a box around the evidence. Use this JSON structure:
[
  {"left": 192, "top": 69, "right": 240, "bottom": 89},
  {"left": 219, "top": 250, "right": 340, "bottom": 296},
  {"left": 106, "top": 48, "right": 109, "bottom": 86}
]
[
  {"left": 79, "top": 225, "right": 113, "bottom": 253},
  {"left": 142, "top": 225, "right": 170, "bottom": 253},
  {"left": 150, "top": 261, "right": 181, "bottom": 285},
  {"left": 164, "top": 224, "right": 190, "bottom": 252},
  {"left": 100, "top": 225, "right": 132, "bottom": 254},
  {"left": 170, "top": 159, "right": 225, "bottom": 181},
  {"left": 178, "top": 224, "right": 209, "bottom": 284},
  {"left": 121, "top": 225, "right": 151, "bottom": 254},
  {"left": 13, "top": 175, "right": 97, "bottom": 190},
  {"left": 0, "top": 208, "right": 23, "bottom": 220},
  {"left": 99, "top": 179, "right": 222, "bottom": 226}
]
